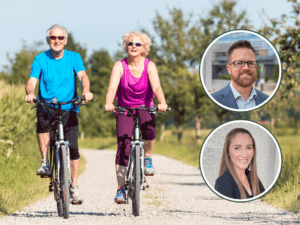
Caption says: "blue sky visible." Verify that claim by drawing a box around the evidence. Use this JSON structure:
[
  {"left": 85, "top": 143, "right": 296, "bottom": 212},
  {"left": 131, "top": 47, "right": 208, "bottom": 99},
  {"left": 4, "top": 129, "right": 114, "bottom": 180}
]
[{"left": 0, "top": 0, "right": 294, "bottom": 69}]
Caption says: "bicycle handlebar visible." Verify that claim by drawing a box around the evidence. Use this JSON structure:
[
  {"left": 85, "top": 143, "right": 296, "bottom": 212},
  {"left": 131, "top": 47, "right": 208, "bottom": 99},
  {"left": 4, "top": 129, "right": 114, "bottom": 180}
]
[
  {"left": 33, "top": 96, "right": 86, "bottom": 107},
  {"left": 114, "top": 106, "right": 171, "bottom": 112}
]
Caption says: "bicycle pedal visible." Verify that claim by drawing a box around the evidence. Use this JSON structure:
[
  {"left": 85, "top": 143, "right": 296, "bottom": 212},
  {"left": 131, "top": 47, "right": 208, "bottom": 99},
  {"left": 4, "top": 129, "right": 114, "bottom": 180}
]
[
  {"left": 71, "top": 200, "right": 83, "bottom": 205},
  {"left": 116, "top": 202, "right": 126, "bottom": 205},
  {"left": 40, "top": 174, "right": 52, "bottom": 178},
  {"left": 143, "top": 185, "right": 150, "bottom": 190},
  {"left": 145, "top": 173, "right": 154, "bottom": 176}
]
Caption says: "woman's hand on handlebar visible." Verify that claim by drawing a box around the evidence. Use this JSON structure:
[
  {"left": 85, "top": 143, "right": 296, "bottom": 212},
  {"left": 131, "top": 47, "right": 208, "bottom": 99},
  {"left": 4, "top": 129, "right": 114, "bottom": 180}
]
[
  {"left": 158, "top": 103, "right": 168, "bottom": 112},
  {"left": 104, "top": 103, "right": 115, "bottom": 112},
  {"left": 24, "top": 93, "right": 36, "bottom": 105}
]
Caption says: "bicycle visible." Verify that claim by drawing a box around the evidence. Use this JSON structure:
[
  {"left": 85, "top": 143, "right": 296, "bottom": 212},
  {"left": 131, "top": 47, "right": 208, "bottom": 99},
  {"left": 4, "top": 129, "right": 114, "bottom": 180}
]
[
  {"left": 32, "top": 97, "right": 85, "bottom": 219},
  {"left": 112, "top": 105, "right": 170, "bottom": 216}
]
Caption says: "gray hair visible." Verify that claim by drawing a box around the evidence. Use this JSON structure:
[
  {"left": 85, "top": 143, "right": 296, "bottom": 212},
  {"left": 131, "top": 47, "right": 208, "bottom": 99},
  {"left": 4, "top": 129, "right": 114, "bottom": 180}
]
[{"left": 46, "top": 24, "right": 68, "bottom": 38}]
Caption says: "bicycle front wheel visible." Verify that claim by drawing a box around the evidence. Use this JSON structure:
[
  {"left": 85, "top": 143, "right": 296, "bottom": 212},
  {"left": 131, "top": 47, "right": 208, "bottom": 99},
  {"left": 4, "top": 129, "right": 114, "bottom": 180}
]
[
  {"left": 56, "top": 195, "right": 63, "bottom": 217},
  {"left": 60, "top": 145, "right": 70, "bottom": 219},
  {"left": 52, "top": 140, "right": 63, "bottom": 217},
  {"left": 132, "top": 145, "right": 140, "bottom": 216}
]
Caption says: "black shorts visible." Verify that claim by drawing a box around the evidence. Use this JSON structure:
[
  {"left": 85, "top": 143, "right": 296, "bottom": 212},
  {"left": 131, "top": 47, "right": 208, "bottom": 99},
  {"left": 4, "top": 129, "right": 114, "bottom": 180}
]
[{"left": 36, "top": 106, "right": 80, "bottom": 160}]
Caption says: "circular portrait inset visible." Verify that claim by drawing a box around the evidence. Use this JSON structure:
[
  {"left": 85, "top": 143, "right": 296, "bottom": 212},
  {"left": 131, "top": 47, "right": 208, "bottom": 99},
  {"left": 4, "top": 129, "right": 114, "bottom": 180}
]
[
  {"left": 199, "top": 120, "right": 282, "bottom": 202},
  {"left": 200, "top": 30, "right": 281, "bottom": 112}
]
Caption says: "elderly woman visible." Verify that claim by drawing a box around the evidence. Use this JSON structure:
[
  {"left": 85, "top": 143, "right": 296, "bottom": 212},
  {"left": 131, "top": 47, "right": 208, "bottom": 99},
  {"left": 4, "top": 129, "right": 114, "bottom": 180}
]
[
  {"left": 215, "top": 128, "right": 265, "bottom": 199},
  {"left": 104, "top": 31, "right": 168, "bottom": 203}
]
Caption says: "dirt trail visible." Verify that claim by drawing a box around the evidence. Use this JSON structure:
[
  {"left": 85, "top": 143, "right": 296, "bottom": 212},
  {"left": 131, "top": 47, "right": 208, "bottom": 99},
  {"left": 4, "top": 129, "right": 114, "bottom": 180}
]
[{"left": 0, "top": 149, "right": 298, "bottom": 224}]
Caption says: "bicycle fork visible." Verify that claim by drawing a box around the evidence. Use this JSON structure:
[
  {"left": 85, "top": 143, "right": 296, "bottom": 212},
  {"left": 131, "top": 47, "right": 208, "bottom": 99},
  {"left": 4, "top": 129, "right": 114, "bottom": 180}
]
[
  {"left": 126, "top": 125, "right": 146, "bottom": 204},
  {"left": 55, "top": 121, "right": 72, "bottom": 187}
]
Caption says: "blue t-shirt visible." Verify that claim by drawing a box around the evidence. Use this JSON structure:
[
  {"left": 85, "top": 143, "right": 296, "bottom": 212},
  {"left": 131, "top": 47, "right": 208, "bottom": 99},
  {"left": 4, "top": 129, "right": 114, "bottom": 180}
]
[{"left": 30, "top": 49, "right": 85, "bottom": 112}]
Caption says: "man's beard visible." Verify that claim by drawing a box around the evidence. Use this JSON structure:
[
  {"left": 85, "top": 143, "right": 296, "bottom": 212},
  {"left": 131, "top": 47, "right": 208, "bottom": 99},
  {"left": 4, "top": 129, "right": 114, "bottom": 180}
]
[{"left": 232, "top": 70, "right": 256, "bottom": 88}]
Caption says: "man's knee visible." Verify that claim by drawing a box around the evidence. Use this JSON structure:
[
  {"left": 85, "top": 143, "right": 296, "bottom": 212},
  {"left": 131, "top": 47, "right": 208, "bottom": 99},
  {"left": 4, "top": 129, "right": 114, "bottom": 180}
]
[{"left": 69, "top": 144, "right": 80, "bottom": 160}]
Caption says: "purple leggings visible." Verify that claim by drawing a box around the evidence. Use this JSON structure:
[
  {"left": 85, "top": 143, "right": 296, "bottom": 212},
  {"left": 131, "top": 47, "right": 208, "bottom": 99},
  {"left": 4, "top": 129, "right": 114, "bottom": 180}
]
[{"left": 116, "top": 110, "right": 155, "bottom": 166}]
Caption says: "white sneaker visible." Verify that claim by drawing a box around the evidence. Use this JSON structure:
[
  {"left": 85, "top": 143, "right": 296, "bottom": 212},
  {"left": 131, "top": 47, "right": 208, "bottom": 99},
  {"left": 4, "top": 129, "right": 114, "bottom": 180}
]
[
  {"left": 36, "top": 159, "right": 51, "bottom": 176},
  {"left": 70, "top": 184, "right": 84, "bottom": 204}
]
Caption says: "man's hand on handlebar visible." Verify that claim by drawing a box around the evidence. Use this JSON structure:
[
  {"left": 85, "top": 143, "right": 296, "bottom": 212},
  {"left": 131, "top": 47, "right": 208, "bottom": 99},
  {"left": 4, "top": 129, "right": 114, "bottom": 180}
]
[
  {"left": 25, "top": 93, "right": 36, "bottom": 105},
  {"left": 82, "top": 91, "right": 93, "bottom": 103}
]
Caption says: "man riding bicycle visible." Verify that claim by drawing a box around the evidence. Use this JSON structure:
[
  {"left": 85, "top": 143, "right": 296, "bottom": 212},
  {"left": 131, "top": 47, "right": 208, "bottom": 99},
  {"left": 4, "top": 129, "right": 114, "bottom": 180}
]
[{"left": 24, "top": 24, "right": 93, "bottom": 204}]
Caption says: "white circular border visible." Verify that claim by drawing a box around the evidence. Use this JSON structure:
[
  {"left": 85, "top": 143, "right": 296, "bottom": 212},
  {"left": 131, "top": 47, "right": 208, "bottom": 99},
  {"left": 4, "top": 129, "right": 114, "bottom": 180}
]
[
  {"left": 200, "top": 29, "right": 282, "bottom": 112},
  {"left": 199, "top": 120, "right": 282, "bottom": 202}
]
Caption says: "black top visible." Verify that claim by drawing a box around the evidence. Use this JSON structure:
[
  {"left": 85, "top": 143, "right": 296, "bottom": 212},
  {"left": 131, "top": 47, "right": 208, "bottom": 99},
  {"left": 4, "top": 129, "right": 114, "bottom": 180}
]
[{"left": 214, "top": 170, "right": 265, "bottom": 199}]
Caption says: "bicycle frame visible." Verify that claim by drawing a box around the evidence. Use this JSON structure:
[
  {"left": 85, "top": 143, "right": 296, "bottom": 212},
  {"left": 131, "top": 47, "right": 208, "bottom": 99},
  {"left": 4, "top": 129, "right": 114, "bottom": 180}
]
[
  {"left": 52, "top": 115, "right": 72, "bottom": 188},
  {"left": 126, "top": 110, "right": 145, "bottom": 203}
]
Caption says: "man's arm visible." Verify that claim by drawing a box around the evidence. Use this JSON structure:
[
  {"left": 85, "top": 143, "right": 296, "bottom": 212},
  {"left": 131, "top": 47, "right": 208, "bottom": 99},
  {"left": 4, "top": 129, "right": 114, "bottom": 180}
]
[
  {"left": 77, "top": 71, "right": 93, "bottom": 102},
  {"left": 25, "top": 77, "right": 38, "bottom": 104}
]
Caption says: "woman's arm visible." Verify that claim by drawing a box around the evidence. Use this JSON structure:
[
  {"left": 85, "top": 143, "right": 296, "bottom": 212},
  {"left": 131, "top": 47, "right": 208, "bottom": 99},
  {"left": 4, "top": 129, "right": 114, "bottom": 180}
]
[
  {"left": 105, "top": 61, "right": 123, "bottom": 112},
  {"left": 148, "top": 61, "right": 168, "bottom": 111}
]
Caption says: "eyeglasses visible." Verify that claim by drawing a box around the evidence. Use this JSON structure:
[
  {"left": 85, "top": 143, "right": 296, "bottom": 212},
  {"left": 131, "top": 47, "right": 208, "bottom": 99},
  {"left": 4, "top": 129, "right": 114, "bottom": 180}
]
[
  {"left": 127, "top": 42, "right": 143, "bottom": 47},
  {"left": 229, "top": 60, "right": 257, "bottom": 68},
  {"left": 49, "top": 36, "right": 65, "bottom": 41}
]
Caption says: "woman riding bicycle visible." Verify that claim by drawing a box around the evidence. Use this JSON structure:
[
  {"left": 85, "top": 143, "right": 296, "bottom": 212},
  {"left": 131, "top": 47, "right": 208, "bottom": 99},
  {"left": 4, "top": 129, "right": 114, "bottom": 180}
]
[{"left": 104, "top": 30, "right": 168, "bottom": 203}]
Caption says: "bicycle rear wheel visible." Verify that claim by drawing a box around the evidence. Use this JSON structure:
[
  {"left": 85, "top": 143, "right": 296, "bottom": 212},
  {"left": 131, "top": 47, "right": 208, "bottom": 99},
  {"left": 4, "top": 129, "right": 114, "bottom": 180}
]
[
  {"left": 60, "top": 145, "right": 70, "bottom": 219},
  {"left": 132, "top": 145, "right": 140, "bottom": 216}
]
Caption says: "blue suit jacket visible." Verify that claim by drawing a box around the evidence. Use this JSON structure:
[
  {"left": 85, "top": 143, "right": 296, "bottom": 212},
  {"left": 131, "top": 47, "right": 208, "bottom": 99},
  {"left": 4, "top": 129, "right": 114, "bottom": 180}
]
[{"left": 211, "top": 83, "right": 269, "bottom": 109}]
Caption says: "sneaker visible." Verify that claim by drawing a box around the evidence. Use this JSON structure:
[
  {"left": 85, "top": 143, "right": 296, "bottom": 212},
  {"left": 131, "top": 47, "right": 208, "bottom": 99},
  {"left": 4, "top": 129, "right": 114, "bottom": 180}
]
[
  {"left": 36, "top": 159, "right": 51, "bottom": 176},
  {"left": 114, "top": 186, "right": 126, "bottom": 204},
  {"left": 70, "top": 184, "right": 84, "bottom": 204},
  {"left": 144, "top": 155, "right": 155, "bottom": 176}
]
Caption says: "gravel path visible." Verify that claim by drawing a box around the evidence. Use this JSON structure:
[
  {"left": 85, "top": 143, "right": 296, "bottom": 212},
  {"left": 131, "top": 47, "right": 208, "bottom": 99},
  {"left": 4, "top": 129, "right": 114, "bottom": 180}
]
[{"left": 1, "top": 149, "right": 299, "bottom": 224}]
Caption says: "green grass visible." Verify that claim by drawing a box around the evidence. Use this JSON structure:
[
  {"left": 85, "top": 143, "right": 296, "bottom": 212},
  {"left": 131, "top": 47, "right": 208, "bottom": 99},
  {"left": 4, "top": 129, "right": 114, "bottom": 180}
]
[
  {"left": 152, "top": 129, "right": 211, "bottom": 168},
  {"left": 263, "top": 135, "right": 300, "bottom": 213},
  {"left": 78, "top": 136, "right": 117, "bottom": 150}
]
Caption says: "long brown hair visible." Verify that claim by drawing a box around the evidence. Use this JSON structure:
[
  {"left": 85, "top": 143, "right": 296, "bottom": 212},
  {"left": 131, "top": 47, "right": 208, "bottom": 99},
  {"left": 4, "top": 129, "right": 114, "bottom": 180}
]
[{"left": 218, "top": 128, "right": 262, "bottom": 199}]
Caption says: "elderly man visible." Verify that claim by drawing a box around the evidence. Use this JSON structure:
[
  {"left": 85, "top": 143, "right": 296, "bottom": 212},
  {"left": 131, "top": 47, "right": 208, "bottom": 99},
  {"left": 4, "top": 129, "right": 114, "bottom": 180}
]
[
  {"left": 24, "top": 24, "right": 93, "bottom": 204},
  {"left": 211, "top": 40, "right": 269, "bottom": 110}
]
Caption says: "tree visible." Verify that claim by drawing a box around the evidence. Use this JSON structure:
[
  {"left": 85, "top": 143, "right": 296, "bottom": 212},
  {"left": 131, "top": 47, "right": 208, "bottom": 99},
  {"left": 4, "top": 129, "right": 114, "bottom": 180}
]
[
  {"left": 79, "top": 49, "right": 115, "bottom": 137},
  {"left": 152, "top": 0, "right": 253, "bottom": 142},
  {"left": 65, "top": 33, "right": 87, "bottom": 64},
  {"left": 255, "top": 0, "right": 300, "bottom": 132},
  {"left": 188, "top": 0, "right": 252, "bottom": 68},
  {"left": 0, "top": 42, "right": 43, "bottom": 84}
]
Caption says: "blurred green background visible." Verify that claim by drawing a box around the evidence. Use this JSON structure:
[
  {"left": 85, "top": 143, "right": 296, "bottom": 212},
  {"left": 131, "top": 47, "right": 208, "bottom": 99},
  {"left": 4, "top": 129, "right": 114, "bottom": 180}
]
[{"left": 2, "top": 0, "right": 300, "bottom": 215}]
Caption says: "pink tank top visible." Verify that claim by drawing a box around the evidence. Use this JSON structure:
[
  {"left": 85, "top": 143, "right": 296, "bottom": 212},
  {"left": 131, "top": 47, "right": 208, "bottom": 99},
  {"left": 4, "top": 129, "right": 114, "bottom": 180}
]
[{"left": 116, "top": 58, "right": 155, "bottom": 107}]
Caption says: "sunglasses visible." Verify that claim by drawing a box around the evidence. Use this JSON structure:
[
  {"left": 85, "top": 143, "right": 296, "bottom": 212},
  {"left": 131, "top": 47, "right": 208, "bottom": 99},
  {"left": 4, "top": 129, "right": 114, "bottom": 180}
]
[
  {"left": 49, "top": 36, "right": 65, "bottom": 41},
  {"left": 127, "top": 42, "right": 143, "bottom": 47}
]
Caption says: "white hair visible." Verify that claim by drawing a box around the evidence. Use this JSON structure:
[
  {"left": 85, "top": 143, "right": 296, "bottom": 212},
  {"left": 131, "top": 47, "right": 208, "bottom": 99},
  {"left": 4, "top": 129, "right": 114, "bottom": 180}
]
[{"left": 46, "top": 24, "right": 68, "bottom": 38}]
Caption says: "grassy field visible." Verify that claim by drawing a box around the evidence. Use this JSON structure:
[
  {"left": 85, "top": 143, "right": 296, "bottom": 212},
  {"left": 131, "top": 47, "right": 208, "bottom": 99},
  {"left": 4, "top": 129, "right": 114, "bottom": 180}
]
[{"left": 263, "top": 135, "right": 300, "bottom": 213}]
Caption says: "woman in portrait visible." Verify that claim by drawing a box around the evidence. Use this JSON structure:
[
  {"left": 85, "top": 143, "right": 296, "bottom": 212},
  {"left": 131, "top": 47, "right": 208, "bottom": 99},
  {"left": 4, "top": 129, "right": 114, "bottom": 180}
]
[
  {"left": 104, "top": 31, "right": 168, "bottom": 203},
  {"left": 215, "top": 128, "right": 265, "bottom": 199}
]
